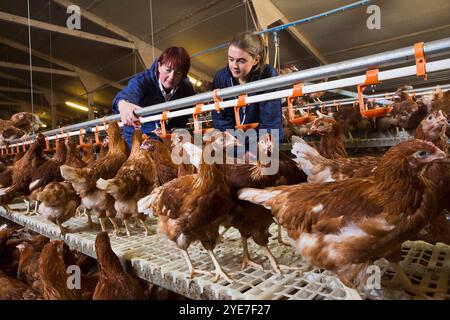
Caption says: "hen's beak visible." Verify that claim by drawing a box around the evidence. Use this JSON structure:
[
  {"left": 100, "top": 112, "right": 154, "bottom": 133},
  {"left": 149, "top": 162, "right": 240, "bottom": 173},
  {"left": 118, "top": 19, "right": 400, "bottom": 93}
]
[
  {"left": 433, "top": 157, "right": 450, "bottom": 164},
  {"left": 430, "top": 150, "right": 447, "bottom": 162}
]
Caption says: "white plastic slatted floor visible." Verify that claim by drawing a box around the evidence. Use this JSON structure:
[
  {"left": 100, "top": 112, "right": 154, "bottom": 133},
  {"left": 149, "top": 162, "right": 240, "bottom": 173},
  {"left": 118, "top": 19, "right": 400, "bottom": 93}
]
[{"left": 1, "top": 202, "right": 449, "bottom": 300}]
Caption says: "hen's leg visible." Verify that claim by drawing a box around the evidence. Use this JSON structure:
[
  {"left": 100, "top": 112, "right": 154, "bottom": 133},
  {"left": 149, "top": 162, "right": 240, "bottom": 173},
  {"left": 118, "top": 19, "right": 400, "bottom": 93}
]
[
  {"left": 390, "top": 263, "right": 445, "bottom": 299},
  {"left": 240, "top": 235, "right": 264, "bottom": 271},
  {"left": 33, "top": 201, "right": 39, "bottom": 214},
  {"left": 1, "top": 204, "right": 11, "bottom": 214},
  {"left": 261, "top": 246, "right": 281, "bottom": 274},
  {"left": 272, "top": 222, "right": 290, "bottom": 246},
  {"left": 85, "top": 209, "right": 95, "bottom": 228},
  {"left": 24, "top": 199, "right": 30, "bottom": 214},
  {"left": 261, "top": 246, "right": 302, "bottom": 274},
  {"left": 99, "top": 217, "right": 107, "bottom": 232},
  {"left": 205, "top": 248, "right": 233, "bottom": 284},
  {"left": 138, "top": 219, "right": 151, "bottom": 236},
  {"left": 57, "top": 221, "right": 69, "bottom": 236},
  {"left": 122, "top": 219, "right": 132, "bottom": 237},
  {"left": 347, "top": 131, "right": 355, "bottom": 143},
  {"left": 108, "top": 217, "right": 122, "bottom": 236},
  {"left": 181, "top": 249, "right": 211, "bottom": 279}
]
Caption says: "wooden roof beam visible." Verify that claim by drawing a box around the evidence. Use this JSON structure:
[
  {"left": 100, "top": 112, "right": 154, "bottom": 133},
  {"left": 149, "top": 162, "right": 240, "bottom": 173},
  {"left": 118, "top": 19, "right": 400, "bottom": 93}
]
[
  {"left": 0, "top": 36, "right": 124, "bottom": 90},
  {"left": 52, "top": 0, "right": 213, "bottom": 81},
  {"left": 0, "top": 11, "right": 135, "bottom": 49},
  {"left": 251, "top": 0, "right": 328, "bottom": 65},
  {"left": 0, "top": 61, "right": 78, "bottom": 77}
]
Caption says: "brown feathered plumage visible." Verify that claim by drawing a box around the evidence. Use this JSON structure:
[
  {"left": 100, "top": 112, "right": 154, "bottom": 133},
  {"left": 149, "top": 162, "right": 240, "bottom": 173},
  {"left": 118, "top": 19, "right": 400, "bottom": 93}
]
[
  {"left": 309, "top": 117, "right": 348, "bottom": 159},
  {"left": 39, "top": 240, "right": 82, "bottom": 300},
  {"left": 414, "top": 110, "right": 448, "bottom": 154},
  {"left": 60, "top": 122, "right": 129, "bottom": 232},
  {"left": 223, "top": 136, "right": 307, "bottom": 272},
  {"left": 239, "top": 139, "right": 446, "bottom": 292},
  {"left": 93, "top": 232, "right": 146, "bottom": 300},
  {"left": 140, "top": 138, "right": 179, "bottom": 184},
  {"left": 138, "top": 134, "right": 236, "bottom": 282},
  {"left": 0, "top": 134, "right": 46, "bottom": 207},
  {"left": 64, "top": 138, "right": 87, "bottom": 168},
  {"left": 28, "top": 139, "right": 67, "bottom": 192},
  {"left": 0, "top": 152, "right": 25, "bottom": 188},
  {"left": 0, "top": 270, "right": 40, "bottom": 300},
  {"left": 17, "top": 241, "right": 43, "bottom": 295},
  {"left": 291, "top": 136, "right": 378, "bottom": 183},
  {"left": 96, "top": 129, "right": 158, "bottom": 236},
  {"left": 37, "top": 181, "right": 81, "bottom": 234},
  {"left": 9, "top": 112, "right": 43, "bottom": 134}
]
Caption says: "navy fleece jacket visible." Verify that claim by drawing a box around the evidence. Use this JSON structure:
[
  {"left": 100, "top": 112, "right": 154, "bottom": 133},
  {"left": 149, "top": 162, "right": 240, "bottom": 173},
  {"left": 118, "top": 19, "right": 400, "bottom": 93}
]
[{"left": 112, "top": 59, "right": 195, "bottom": 146}]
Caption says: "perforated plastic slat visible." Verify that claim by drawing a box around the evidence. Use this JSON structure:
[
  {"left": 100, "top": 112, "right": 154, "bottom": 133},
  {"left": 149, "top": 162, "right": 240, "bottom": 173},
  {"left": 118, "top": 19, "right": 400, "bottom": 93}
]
[{"left": 1, "top": 202, "right": 449, "bottom": 300}]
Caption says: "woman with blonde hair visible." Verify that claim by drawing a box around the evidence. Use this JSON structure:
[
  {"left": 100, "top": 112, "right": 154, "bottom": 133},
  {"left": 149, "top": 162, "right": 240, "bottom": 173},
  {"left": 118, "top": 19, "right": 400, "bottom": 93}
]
[{"left": 212, "top": 31, "right": 283, "bottom": 141}]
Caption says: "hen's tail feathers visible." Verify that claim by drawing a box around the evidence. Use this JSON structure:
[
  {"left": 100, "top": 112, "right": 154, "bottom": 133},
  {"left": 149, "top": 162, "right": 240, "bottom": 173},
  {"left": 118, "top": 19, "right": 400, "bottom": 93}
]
[
  {"left": 29, "top": 179, "right": 41, "bottom": 192},
  {"left": 137, "top": 187, "right": 163, "bottom": 217},
  {"left": 60, "top": 165, "right": 87, "bottom": 183},
  {"left": 0, "top": 185, "right": 21, "bottom": 205},
  {"left": 95, "top": 178, "right": 109, "bottom": 191},
  {"left": 290, "top": 136, "right": 326, "bottom": 175},
  {"left": 96, "top": 178, "right": 121, "bottom": 198},
  {"left": 237, "top": 188, "right": 281, "bottom": 210}
]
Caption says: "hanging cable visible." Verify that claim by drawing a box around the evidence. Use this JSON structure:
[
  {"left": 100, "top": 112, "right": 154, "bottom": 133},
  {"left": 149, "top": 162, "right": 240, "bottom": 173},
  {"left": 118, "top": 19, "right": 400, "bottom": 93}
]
[
  {"left": 273, "top": 32, "right": 281, "bottom": 71},
  {"left": 149, "top": 0, "right": 155, "bottom": 62},
  {"left": 26, "top": 0, "right": 35, "bottom": 131},
  {"left": 49, "top": 0, "right": 54, "bottom": 129},
  {"left": 134, "top": 49, "right": 137, "bottom": 75},
  {"left": 244, "top": 0, "right": 249, "bottom": 31}
]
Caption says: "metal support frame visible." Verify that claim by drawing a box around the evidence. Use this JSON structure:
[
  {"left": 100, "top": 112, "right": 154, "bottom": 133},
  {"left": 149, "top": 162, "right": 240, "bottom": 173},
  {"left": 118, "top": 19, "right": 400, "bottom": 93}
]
[{"left": 2, "top": 37, "right": 450, "bottom": 147}]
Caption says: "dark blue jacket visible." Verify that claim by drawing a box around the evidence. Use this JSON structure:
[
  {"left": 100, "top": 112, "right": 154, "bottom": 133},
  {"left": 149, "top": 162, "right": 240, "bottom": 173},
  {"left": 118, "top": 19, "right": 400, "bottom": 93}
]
[
  {"left": 112, "top": 59, "right": 195, "bottom": 146},
  {"left": 211, "top": 64, "right": 284, "bottom": 141}
]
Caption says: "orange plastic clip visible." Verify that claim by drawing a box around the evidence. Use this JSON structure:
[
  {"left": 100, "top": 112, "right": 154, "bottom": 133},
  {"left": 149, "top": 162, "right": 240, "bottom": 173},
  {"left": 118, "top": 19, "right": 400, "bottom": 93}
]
[
  {"left": 212, "top": 89, "right": 222, "bottom": 113},
  {"left": 94, "top": 126, "right": 100, "bottom": 146},
  {"left": 160, "top": 111, "right": 171, "bottom": 139},
  {"left": 333, "top": 100, "right": 340, "bottom": 111},
  {"left": 287, "top": 84, "right": 314, "bottom": 125},
  {"left": 44, "top": 137, "right": 50, "bottom": 151},
  {"left": 234, "top": 94, "right": 259, "bottom": 130},
  {"left": 414, "top": 42, "right": 427, "bottom": 80},
  {"left": 358, "top": 68, "right": 392, "bottom": 118},
  {"left": 79, "top": 128, "right": 85, "bottom": 147},
  {"left": 193, "top": 103, "right": 205, "bottom": 134}
]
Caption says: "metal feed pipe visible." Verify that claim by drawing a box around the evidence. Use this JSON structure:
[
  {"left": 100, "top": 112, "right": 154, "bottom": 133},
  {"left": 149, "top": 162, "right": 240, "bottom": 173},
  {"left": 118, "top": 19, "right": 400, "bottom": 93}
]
[
  {"left": 3, "top": 37, "right": 450, "bottom": 145},
  {"left": 3, "top": 57, "right": 450, "bottom": 150}
]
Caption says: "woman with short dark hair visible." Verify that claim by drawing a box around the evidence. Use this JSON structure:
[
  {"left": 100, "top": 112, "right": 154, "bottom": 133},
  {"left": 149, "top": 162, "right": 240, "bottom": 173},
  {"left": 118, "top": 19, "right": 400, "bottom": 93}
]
[{"left": 112, "top": 47, "right": 194, "bottom": 147}]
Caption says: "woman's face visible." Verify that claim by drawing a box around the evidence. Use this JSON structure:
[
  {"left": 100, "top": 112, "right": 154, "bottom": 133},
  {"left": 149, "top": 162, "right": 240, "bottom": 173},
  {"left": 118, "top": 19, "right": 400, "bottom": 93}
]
[
  {"left": 158, "top": 62, "right": 183, "bottom": 90},
  {"left": 228, "top": 45, "right": 259, "bottom": 83}
]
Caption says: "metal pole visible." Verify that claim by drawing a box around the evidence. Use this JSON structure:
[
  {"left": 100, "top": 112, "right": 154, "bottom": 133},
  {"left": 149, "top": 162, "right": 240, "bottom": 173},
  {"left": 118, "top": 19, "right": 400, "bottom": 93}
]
[
  {"left": 4, "top": 58, "right": 450, "bottom": 148},
  {"left": 5, "top": 37, "right": 450, "bottom": 142},
  {"left": 190, "top": 0, "right": 372, "bottom": 58},
  {"left": 299, "top": 84, "right": 450, "bottom": 109}
]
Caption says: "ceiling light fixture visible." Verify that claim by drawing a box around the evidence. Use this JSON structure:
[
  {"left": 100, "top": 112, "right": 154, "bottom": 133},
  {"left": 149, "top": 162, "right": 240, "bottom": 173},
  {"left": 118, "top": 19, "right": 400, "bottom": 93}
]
[{"left": 65, "top": 101, "right": 89, "bottom": 112}]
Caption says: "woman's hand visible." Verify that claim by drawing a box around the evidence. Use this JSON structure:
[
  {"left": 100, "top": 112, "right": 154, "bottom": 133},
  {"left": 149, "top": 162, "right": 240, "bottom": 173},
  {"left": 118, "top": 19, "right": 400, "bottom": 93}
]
[{"left": 118, "top": 100, "right": 142, "bottom": 127}]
